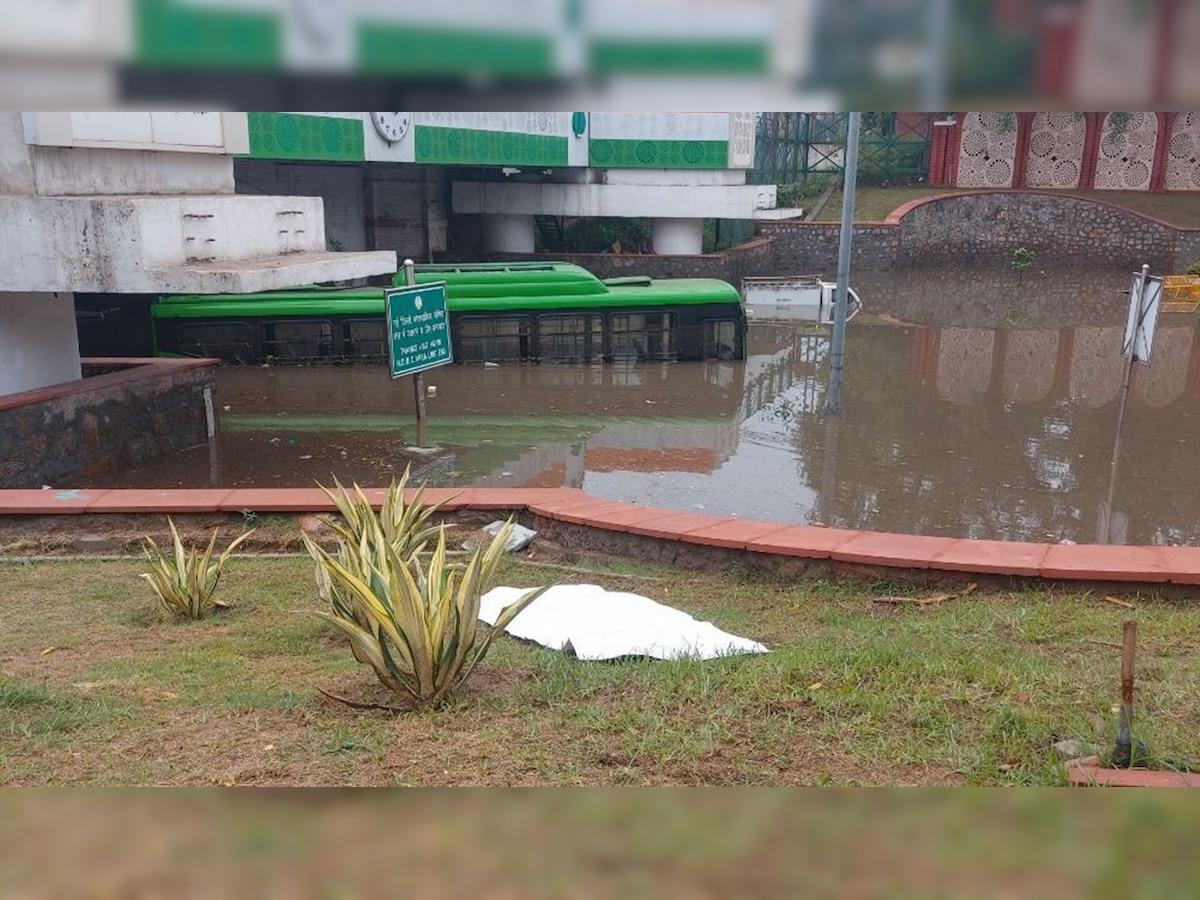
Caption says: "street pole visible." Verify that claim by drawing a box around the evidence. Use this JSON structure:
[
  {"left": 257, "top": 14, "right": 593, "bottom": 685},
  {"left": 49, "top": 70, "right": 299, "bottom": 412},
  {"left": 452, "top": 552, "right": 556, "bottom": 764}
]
[
  {"left": 826, "top": 112, "right": 860, "bottom": 415},
  {"left": 404, "top": 258, "right": 428, "bottom": 448},
  {"left": 923, "top": 0, "right": 950, "bottom": 112},
  {"left": 1102, "top": 263, "right": 1149, "bottom": 542}
]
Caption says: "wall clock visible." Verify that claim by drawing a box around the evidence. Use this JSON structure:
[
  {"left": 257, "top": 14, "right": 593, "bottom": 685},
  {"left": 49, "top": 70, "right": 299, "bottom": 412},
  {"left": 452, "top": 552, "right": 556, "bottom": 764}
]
[{"left": 371, "top": 112, "right": 412, "bottom": 144}]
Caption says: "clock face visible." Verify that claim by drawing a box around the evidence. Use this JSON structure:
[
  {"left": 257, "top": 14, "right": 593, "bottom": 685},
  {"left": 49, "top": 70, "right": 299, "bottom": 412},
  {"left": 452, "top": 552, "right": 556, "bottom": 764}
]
[{"left": 372, "top": 112, "right": 412, "bottom": 144}]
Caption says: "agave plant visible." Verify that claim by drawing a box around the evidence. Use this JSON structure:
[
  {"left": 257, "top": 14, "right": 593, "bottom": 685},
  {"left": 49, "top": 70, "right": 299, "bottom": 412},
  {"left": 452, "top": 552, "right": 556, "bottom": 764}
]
[
  {"left": 140, "top": 519, "right": 254, "bottom": 620},
  {"left": 310, "top": 473, "right": 452, "bottom": 647},
  {"left": 316, "top": 469, "right": 446, "bottom": 559},
  {"left": 304, "top": 512, "right": 546, "bottom": 709}
]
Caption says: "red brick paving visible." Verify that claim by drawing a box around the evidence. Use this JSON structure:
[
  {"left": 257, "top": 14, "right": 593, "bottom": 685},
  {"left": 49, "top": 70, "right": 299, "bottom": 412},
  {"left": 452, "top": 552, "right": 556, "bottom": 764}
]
[
  {"left": 932, "top": 538, "right": 1051, "bottom": 577},
  {"left": 682, "top": 519, "right": 797, "bottom": 550},
  {"left": 3, "top": 486, "right": 1200, "bottom": 586},
  {"left": 832, "top": 532, "right": 959, "bottom": 568},
  {"left": 623, "top": 511, "right": 736, "bottom": 540},
  {"left": 93, "top": 489, "right": 233, "bottom": 513},
  {"left": 549, "top": 500, "right": 649, "bottom": 527},
  {"left": 1040, "top": 543, "right": 1172, "bottom": 583},
  {"left": 1067, "top": 765, "right": 1200, "bottom": 787},
  {"left": 0, "top": 489, "right": 110, "bottom": 514},
  {"left": 568, "top": 504, "right": 695, "bottom": 533},
  {"left": 744, "top": 525, "right": 861, "bottom": 559},
  {"left": 218, "top": 488, "right": 339, "bottom": 513}
]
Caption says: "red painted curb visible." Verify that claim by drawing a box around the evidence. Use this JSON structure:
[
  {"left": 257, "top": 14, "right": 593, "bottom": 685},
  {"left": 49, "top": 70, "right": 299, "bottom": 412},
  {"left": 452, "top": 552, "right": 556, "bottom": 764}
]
[
  {"left": 1068, "top": 765, "right": 1200, "bottom": 788},
  {"left": 3, "top": 487, "right": 1200, "bottom": 586}
]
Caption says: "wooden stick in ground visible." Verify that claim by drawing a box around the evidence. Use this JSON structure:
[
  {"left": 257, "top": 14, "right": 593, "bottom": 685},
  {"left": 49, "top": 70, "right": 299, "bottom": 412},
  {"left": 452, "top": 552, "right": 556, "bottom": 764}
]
[
  {"left": 1113, "top": 620, "right": 1137, "bottom": 767},
  {"left": 1104, "top": 596, "right": 1136, "bottom": 610},
  {"left": 1121, "top": 620, "right": 1137, "bottom": 712}
]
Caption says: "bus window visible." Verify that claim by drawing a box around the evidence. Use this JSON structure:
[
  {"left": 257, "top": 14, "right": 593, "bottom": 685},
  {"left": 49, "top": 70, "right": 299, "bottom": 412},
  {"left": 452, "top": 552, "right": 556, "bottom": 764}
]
[
  {"left": 177, "top": 322, "right": 255, "bottom": 363},
  {"left": 457, "top": 317, "right": 531, "bottom": 361},
  {"left": 261, "top": 321, "right": 334, "bottom": 359},
  {"left": 346, "top": 320, "right": 386, "bottom": 359},
  {"left": 609, "top": 312, "right": 676, "bottom": 361},
  {"left": 703, "top": 320, "right": 739, "bottom": 360},
  {"left": 537, "top": 314, "right": 603, "bottom": 361}
]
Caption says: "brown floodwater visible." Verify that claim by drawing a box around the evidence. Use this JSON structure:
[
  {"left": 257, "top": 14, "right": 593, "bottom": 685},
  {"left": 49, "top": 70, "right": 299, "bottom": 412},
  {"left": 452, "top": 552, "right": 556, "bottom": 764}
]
[{"left": 72, "top": 268, "right": 1200, "bottom": 545}]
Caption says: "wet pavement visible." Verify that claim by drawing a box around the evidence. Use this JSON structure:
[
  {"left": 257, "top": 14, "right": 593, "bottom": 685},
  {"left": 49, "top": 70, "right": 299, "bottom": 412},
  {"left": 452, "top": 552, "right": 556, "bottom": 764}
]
[{"left": 72, "top": 268, "right": 1200, "bottom": 545}]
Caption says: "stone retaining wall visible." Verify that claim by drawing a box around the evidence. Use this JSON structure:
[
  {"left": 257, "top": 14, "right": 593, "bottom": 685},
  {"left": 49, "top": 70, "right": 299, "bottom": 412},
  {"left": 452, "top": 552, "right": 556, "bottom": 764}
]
[
  {"left": 447, "top": 193, "right": 1200, "bottom": 283},
  {"left": 762, "top": 192, "right": 1200, "bottom": 273},
  {"left": 893, "top": 192, "right": 1194, "bottom": 270},
  {"left": 0, "top": 359, "right": 218, "bottom": 488},
  {"left": 755, "top": 222, "right": 898, "bottom": 273}
]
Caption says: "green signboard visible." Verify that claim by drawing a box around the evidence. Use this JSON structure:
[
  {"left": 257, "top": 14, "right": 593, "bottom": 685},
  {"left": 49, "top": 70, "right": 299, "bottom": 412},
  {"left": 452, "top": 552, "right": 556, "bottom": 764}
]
[{"left": 386, "top": 282, "right": 452, "bottom": 379}]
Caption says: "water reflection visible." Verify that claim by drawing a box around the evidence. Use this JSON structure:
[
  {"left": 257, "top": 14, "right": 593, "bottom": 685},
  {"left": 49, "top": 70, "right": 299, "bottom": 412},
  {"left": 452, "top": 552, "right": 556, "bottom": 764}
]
[{"left": 74, "top": 315, "right": 1200, "bottom": 547}]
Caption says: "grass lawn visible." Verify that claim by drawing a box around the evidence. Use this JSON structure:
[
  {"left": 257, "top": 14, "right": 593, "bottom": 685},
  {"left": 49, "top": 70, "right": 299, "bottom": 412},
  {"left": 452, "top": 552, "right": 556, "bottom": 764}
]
[
  {"left": 4, "top": 549, "right": 1195, "bottom": 787},
  {"left": 3, "top": 553, "right": 1198, "bottom": 786},
  {"left": 813, "top": 186, "right": 1200, "bottom": 228}
]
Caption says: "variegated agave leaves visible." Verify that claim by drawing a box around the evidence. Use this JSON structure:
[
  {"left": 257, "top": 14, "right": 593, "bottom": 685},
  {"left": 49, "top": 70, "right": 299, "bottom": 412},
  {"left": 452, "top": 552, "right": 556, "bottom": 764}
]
[
  {"left": 311, "top": 473, "right": 452, "bottom": 648},
  {"left": 140, "top": 518, "right": 254, "bottom": 620},
  {"left": 316, "top": 470, "right": 447, "bottom": 561},
  {"left": 304, "top": 517, "right": 547, "bottom": 709}
]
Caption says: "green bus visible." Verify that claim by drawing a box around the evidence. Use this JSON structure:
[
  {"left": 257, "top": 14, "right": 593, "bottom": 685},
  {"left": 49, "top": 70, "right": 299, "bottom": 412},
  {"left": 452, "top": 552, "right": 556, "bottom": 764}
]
[{"left": 148, "top": 262, "right": 745, "bottom": 365}]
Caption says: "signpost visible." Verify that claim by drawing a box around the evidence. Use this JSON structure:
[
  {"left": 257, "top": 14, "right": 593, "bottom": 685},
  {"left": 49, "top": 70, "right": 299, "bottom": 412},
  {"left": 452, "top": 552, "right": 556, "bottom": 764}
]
[
  {"left": 386, "top": 259, "right": 452, "bottom": 446},
  {"left": 1101, "top": 264, "right": 1161, "bottom": 542},
  {"left": 826, "top": 111, "right": 860, "bottom": 415}
]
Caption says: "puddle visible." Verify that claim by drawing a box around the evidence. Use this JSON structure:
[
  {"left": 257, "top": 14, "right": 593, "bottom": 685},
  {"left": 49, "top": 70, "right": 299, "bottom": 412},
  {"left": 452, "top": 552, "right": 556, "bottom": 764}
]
[{"left": 73, "top": 268, "right": 1200, "bottom": 545}]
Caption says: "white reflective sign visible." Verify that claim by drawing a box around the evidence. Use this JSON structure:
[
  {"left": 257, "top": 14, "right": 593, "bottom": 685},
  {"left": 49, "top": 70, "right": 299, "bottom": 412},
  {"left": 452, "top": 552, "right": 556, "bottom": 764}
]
[{"left": 1122, "top": 273, "right": 1162, "bottom": 365}]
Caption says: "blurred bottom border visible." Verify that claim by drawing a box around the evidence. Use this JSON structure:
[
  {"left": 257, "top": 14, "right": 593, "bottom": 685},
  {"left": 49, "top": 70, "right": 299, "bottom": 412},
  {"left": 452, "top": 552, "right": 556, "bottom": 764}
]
[{"left": 1, "top": 788, "right": 1195, "bottom": 897}]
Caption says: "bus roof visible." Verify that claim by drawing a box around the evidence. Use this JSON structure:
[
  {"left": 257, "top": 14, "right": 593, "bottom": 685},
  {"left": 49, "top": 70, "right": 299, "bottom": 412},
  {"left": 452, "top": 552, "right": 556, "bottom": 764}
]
[{"left": 153, "top": 264, "right": 740, "bottom": 318}]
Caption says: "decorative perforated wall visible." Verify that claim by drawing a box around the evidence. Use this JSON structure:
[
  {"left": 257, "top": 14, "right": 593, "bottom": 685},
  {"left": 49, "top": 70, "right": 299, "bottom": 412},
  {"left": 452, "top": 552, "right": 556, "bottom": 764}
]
[
  {"left": 1166, "top": 112, "right": 1200, "bottom": 191},
  {"left": 1095, "top": 112, "right": 1158, "bottom": 191},
  {"left": 1025, "top": 112, "right": 1086, "bottom": 188},
  {"left": 955, "top": 112, "right": 1017, "bottom": 188}
]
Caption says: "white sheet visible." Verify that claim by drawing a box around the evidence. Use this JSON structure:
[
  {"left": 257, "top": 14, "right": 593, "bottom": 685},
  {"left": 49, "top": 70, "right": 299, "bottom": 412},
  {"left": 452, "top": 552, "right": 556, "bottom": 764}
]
[{"left": 478, "top": 584, "right": 769, "bottom": 661}]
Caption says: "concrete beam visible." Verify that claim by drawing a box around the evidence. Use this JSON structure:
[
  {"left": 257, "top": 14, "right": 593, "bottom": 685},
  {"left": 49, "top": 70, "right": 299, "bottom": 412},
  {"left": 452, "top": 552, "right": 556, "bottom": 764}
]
[
  {"left": 0, "top": 194, "right": 396, "bottom": 293},
  {"left": 160, "top": 250, "right": 399, "bottom": 295},
  {"left": 453, "top": 179, "right": 777, "bottom": 220}
]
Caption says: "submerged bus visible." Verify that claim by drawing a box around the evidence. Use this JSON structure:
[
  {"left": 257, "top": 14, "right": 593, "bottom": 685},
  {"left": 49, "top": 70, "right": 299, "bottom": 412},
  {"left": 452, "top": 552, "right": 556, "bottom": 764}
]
[{"left": 148, "top": 262, "right": 746, "bottom": 365}]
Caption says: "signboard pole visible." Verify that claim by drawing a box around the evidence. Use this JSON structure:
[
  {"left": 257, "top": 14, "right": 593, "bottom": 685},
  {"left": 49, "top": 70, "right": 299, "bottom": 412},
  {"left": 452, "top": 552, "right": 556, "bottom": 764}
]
[
  {"left": 386, "top": 262, "right": 450, "bottom": 449},
  {"left": 826, "top": 111, "right": 860, "bottom": 415},
  {"left": 403, "top": 258, "right": 428, "bottom": 447},
  {"left": 1102, "top": 263, "right": 1151, "bottom": 542}
]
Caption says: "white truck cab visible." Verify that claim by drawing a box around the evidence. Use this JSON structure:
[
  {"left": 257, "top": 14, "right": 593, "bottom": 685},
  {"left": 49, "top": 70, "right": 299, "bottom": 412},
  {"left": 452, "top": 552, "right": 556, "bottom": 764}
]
[{"left": 741, "top": 275, "right": 863, "bottom": 325}]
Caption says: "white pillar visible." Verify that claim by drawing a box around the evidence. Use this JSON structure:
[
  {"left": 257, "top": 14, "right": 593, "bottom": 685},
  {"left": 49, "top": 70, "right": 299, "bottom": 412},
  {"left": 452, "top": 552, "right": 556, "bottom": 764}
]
[
  {"left": 482, "top": 213, "right": 536, "bottom": 253},
  {"left": 0, "top": 292, "right": 81, "bottom": 396},
  {"left": 652, "top": 217, "right": 705, "bottom": 255}
]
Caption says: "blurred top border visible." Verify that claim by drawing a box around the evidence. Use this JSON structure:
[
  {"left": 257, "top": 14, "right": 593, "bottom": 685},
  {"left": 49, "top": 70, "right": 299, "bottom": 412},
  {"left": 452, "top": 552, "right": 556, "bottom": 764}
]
[{"left": 1, "top": 0, "right": 1197, "bottom": 110}]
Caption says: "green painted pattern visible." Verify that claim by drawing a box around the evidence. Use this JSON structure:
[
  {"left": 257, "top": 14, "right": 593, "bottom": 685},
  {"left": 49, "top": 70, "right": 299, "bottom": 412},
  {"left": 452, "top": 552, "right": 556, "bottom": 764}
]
[
  {"left": 415, "top": 126, "right": 568, "bottom": 167},
  {"left": 589, "top": 139, "right": 728, "bottom": 169},
  {"left": 244, "top": 113, "right": 365, "bottom": 162},
  {"left": 589, "top": 39, "right": 768, "bottom": 75},
  {"left": 135, "top": 0, "right": 280, "bottom": 69},
  {"left": 358, "top": 24, "right": 554, "bottom": 77}
]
